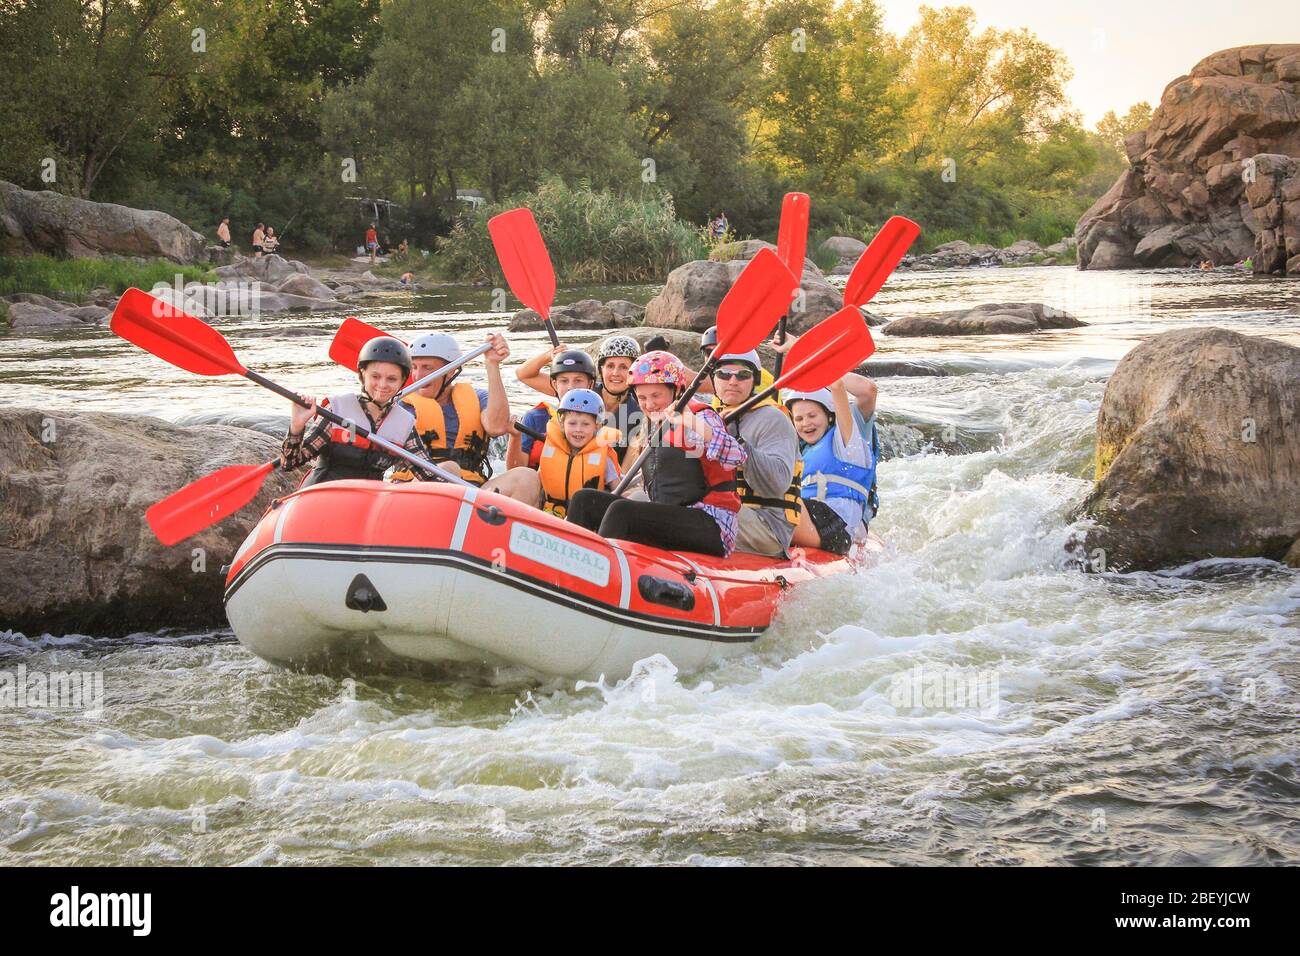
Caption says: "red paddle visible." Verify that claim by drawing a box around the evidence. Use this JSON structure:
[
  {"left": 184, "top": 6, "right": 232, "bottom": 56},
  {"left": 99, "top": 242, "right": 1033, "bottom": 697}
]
[
  {"left": 844, "top": 215, "right": 921, "bottom": 308},
  {"left": 611, "top": 247, "right": 797, "bottom": 494},
  {"left": 111, "top": 288, "right": 471, "bottom": 529},
  {"left": 330, "top": 315, "right": 396, "bottom": 371},
  {"left": 146, "top": 460, "right": 278, "bottom": 546},
  {"left": 488, "top": 207, "right": 560, "bottom": 348},
  {"left": 722, "top": 306, "right": 875, "bottom": 421},
  {"left": 772, "top": 191, "right": 811, "bottom": 378}
]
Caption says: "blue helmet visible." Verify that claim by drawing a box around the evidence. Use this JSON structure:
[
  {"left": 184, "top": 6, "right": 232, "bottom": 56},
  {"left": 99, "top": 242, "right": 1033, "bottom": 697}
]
[{"left": 558, "top": 388, "right": 603, "bottom": 416}]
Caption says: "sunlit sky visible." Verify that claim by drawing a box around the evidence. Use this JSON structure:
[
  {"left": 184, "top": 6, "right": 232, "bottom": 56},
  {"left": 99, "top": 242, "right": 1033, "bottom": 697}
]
[{"left": 879, "top": 1, "right": 1299, "bottom": 125}]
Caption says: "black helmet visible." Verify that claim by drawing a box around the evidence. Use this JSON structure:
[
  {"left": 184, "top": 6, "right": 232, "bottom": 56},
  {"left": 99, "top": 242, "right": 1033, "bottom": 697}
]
[
  {"left": 700, "top": 325, "right": 718, "bottom": 354},
  {"left": 548, "top": 349, "right": 597, "bottom": 382},
  {"left": 357, "top": 336, "right": 412, "bottom": 378}
]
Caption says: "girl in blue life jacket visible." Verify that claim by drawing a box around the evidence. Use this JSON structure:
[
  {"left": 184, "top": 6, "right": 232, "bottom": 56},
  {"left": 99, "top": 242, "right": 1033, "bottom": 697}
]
[{"left": 782, "top": 376, "right": 880, "bottom": 556}]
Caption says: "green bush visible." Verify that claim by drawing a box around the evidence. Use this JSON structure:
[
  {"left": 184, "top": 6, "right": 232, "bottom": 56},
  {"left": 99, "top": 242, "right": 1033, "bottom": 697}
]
[
  {"left": 0, "top": 255, "right": 213, "bottom": 299},
  {"left": 437, "top": 179, "right": 709, "bottom": 284}
]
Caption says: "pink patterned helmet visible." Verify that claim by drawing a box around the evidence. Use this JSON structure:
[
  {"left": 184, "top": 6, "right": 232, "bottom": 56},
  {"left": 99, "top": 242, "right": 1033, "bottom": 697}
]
[{"left": 629, "top": 350, "right": 686, "bottom": 390}]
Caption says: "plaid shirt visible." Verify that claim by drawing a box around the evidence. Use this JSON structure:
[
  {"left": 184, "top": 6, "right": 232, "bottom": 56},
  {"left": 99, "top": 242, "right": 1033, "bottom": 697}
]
[
  {"left": 280, "top": 397, "right": 430, "bottom": 476},
  {"left": 683, "top": 405, "right": 746, "bottom": 556}
]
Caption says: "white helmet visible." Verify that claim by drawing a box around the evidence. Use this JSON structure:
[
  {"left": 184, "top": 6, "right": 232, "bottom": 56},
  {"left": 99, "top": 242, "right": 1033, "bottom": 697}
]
[
  {"left": 713, "top": 350, "right": 762, "bottom": 375},
  {"left": 410, "top": 332, "right": 460, "bottom": 363},
  {"left": 783, "top": 387, "right": 834, "bottom": 415}
]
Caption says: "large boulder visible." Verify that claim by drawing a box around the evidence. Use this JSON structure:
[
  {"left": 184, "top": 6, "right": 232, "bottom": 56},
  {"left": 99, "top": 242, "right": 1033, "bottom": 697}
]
[
  {"left": 882, "top": 302, "right": 1084, "bottom": 337},
  {"left": 1078, "top": 329, "right": 1300, "bottom": 570},
  {"left": 647, "top": 241, "right": 840, "bottom": 335},
  {"left": 3, "top": 301, "right": 84, "bottom": 329},
  {"left": 0, "top": 180, "right": 207, "bottom": 263},
  {"left": 1076, "top": 45, "right": 1300, "bottom": 275},
  {"left": 819, "top": 236, "right": 867, "bottom": 260},
  {"left": 0, "top": 408, "right": 299, "bottom": 636},
  {"left": 275, "top": 272, "right": 336, "bottom": 300}
]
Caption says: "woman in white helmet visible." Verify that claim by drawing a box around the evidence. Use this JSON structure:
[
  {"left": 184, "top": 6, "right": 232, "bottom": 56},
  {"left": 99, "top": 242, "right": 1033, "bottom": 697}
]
[{"left": 777, "top": 334, "right": 881, "bottom": 554}]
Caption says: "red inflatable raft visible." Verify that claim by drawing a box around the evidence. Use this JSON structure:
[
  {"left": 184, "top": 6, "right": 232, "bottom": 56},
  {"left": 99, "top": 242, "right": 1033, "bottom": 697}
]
[{"left": 224, "top": 481, "right": 878, "bottom": 680}]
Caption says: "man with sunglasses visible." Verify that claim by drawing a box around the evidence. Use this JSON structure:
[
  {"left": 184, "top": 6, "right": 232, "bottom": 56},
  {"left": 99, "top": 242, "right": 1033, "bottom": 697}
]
[{"left": 709, "top": 350, "right": 803, "bottom": 557}]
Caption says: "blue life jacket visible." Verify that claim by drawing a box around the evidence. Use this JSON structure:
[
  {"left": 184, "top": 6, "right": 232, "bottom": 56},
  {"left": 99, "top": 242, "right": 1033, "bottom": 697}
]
[{"left": 799, "top": 417, "right": 880, "bottom": 518}]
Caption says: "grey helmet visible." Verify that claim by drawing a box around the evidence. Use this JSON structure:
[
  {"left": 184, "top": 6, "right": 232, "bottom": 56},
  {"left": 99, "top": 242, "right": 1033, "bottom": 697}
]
[
  {"left": 700, "top": 325, "right": 719, "bottom": 354},
  {"left": 409, "top": 332, "right": 461, "bottom": 363},
  {"left": 357, "top": 336, "right": 412, "bottom": 377}
]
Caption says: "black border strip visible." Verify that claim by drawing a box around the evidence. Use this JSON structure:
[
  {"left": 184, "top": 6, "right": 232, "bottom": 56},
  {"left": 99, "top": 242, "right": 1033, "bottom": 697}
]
[{"left": 224, "top": 543, "right": 767, "bottom": 644}]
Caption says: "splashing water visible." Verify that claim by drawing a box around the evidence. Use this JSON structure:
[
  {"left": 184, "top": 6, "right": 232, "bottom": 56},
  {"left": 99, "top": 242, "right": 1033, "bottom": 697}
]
[{"left": 1, "top": 267, "right": 1296, "bottom": 864}]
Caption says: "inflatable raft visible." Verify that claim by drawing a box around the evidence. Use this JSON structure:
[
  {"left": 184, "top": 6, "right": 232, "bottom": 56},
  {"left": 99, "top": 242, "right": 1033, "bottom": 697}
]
[{"left": 224, "top": 481, "right": 878, "bottom": 680}]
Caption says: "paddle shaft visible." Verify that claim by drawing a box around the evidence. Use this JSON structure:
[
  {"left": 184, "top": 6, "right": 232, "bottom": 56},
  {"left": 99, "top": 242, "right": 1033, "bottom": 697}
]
[
  {"left": 396, "top": 341, "right": 494, "bottom": 399},
  {"left": 773, "top": 316, "right": 789, "bottom": 378},
  {"left": 247, "top": 370, "right": 472, "bottom": 487},
  {"left": 514, "top": 421, "right": 546, "bottom": 443},
  {"left": 609, "top": 356, "right": 717, "bottom": 495}
]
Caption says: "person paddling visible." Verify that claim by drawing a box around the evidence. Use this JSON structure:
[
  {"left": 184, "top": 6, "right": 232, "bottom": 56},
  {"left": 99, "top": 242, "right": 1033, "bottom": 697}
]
[
  {"left": 708, "top": 349, "right": 802, "bottom": 557},
  {"left": 566, "top": 351, "right": 746, "bottom": 557},
  {"left": 538, "top": 388, "right": 621, "bottom": 518},
  {"left": 281, "top": 336, "right": 425, "bottom": 486},
  {"left": 395, "top": 331, "right": 542, "bottom": 504}
]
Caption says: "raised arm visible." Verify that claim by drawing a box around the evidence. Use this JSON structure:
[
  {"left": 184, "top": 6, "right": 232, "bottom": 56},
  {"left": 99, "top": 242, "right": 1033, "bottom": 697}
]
[{"left": 515, "top": 345, "right": 562, "bottom": 397}]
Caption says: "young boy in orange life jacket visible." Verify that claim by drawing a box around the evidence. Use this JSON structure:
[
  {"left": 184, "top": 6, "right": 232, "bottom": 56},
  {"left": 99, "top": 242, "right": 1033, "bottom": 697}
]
[{"left": 537, "top": 388, "right": 622, "bottom": 518}]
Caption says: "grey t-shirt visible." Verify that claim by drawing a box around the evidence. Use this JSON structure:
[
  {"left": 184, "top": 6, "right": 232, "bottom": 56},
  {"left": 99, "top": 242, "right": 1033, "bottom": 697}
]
[{"left": 727, "top": 404, "right": 798, "bottom": 553}]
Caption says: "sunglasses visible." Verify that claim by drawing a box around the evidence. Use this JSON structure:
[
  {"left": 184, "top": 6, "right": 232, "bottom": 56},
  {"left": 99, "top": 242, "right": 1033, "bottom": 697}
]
[{"left": 714, "top": 368, "right": 754, "bottom": 382}]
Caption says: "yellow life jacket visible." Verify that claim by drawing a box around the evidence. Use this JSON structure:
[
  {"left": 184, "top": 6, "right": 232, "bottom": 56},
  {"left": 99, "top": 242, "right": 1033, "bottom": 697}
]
[
  {"left": 711, "top": 391, "right": 803, "bottom": 524},
  {"left": 538, "top": 416, "right": 621, "bottom": 518},
  {"left": 401, "top": 382, "right": 490, "bottom": 484}
]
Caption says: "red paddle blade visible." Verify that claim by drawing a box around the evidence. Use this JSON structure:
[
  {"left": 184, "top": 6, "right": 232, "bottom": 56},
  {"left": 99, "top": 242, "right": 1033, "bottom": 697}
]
[
  {"left": 488, "top": 208, "right": 556, "bottom": 322},
  {"left": 110, "top": 288, "right": 246, "bottom": 376},
  {"left": 146, "top": 461, "right": 276, "bottom": 546},
  {"left": 843, "top": 215, "right": 921, "bottom": 307},
  {"left": 775, "top": 306, "right": 875, "bottom": 392},
  {"left": 716, "top": 247, "right": 798, "bottom": 356},
  {"left": 330, "top": 315, "right": 394, "bottom": 371},
  {"left": 775, "top": 192, "right": 810, "bottom": 278}
]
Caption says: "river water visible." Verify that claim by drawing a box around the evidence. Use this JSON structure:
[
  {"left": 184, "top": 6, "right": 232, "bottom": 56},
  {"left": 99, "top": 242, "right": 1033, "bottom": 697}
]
[{"left": 2, "top": 265, "right": 1297, "bottom": 865}]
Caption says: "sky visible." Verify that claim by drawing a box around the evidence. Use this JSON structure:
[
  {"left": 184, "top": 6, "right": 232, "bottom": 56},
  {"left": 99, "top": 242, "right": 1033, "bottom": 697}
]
[{"left": 878, "top": 1, "right": 1299, "bottom": 125}]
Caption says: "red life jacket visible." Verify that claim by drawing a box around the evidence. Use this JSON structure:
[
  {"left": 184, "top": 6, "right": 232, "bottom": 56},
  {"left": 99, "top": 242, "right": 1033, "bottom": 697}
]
[{"left": 644, "top": 399, "right": 741, "bottom": 512}]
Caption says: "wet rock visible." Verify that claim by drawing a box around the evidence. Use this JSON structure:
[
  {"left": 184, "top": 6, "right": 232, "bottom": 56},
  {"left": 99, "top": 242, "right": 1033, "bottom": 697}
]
[
  {"left": 0, "top": 407, "right": 299, "bottom": 636},
  {"left": 0, "top": 180, "right": 207, "bottom": 263},
  {"left": 1079, "top": 328, "right": 1300, "bottom": 570},
  {"left": 214, "top": 253, "right": 309, "bottom": 285},
  {"left": 272, "top": 272, "right": 335, "bottom": 301},
  {"left": 882, "top": 302, "right": 1084, "bottom": 337},
  {"left": 4, "top": 301, "right": 83, "bottom": 329}
]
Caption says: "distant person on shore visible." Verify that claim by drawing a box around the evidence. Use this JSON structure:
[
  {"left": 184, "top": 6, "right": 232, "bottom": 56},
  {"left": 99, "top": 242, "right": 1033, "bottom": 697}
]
[
  {"left": 365, "top": 223, "right": 379, "bottom": 263},
  {"left": 1197, "top": 259, "right": 1214, "bottom": 271},
  {"left": 252, "top": 222, "right": 265, "bottom": 257},
  {"left": 262, "top": 226, "right": 279, "bottom": 256},
  {"left": 710, "top": 212, "right": 729, "bottom": 241},
  {"left": 399, "top": 272, "right": 414, "bottom": 289},
  {"left": 216, "top": 217, "right": 231, "bottom": 248},
  {"left": 396, "top": 238, "right": 409, "bottom": 260},
  {"left": 1235, "top": 257, "right": 1254, "bottom": 270}
]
